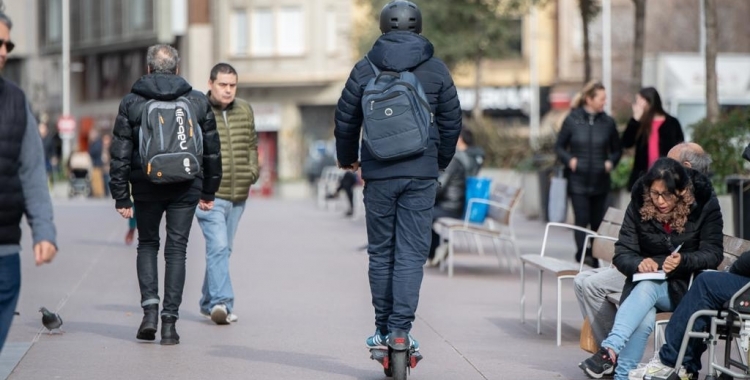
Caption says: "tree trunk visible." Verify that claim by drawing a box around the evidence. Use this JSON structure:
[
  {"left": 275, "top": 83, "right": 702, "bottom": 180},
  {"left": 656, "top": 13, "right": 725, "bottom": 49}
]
[
  {"left": 631, "top": 0, "right": 646, "bottom": 94},
  {"left": 582, "top": 11, "right": 592, "bottom": 83},
  {"left": 472, "top": 55, "right": 484, "bottom": 121},
  {"left": 704, "top": 0, "right": 720, "bottom": 123}
]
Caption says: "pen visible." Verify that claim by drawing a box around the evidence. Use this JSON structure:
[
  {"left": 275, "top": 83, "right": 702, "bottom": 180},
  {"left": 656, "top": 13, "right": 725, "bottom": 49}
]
[{"left": 672, "top": 243, "right": 684, "bottom": 256}]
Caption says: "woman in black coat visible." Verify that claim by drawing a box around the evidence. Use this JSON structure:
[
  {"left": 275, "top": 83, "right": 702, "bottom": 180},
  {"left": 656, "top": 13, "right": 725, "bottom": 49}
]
[
  {"left": 555, "top": 81, "right": 622, "bottom": 266},
  {"left": 622, "top": 87, "right": 684, "bottom": 190},
  {"left": 578, "top": 157, "right": 723, "bottom": 380}
]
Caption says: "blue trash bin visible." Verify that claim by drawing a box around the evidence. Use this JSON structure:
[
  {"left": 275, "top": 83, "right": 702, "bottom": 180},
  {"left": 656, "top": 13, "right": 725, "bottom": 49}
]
[{"left": 465, "top": 177, "right": 492, "bottom": 223}]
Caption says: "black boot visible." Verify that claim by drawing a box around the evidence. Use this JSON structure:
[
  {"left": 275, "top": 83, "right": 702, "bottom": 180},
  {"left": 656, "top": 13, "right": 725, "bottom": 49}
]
[
  {"left": 160, "top": 315, "right": 180, "bottom": 345},
  {"left": 136, "top": 304, "right": 158, "bottom": 341}
]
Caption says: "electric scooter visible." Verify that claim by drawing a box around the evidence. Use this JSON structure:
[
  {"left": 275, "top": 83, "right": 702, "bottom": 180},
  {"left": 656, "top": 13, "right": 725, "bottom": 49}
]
[{"left": 369, "top": 329, "right": 423, "bottom": 379}]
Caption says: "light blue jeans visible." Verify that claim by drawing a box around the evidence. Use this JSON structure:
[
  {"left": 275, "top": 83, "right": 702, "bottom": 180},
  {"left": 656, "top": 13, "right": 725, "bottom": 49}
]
[
  {"left": 196, "top": 198, "right": 246, "bottom": 314},
  {"left": 601, "top": 280, "right": 672, "bottom": 380}
]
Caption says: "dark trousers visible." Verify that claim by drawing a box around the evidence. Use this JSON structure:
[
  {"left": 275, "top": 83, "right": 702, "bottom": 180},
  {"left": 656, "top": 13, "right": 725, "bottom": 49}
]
[
  {"left": 334, "top": 172, "right": 357, "bottom": 211},
  {"left": 134, "top": 190, "right": 199, "bottom": 318},
  {"left": 569, "top": 193, "right": 608, "bottom": 261},
  {"left": 659, "top": 271, "right": 750, "bottom": 374},
  {"left": 364, "top": 178, "right": 436, "bottom": 334},
  {"left": 0, "top": 253, "right": 20, "bottom": 352}
]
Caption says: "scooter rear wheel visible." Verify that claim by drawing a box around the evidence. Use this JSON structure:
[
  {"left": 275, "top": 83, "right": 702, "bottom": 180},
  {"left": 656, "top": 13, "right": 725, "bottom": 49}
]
[{"left": 390, "top": 350, "right": 408, "bottom": 380}]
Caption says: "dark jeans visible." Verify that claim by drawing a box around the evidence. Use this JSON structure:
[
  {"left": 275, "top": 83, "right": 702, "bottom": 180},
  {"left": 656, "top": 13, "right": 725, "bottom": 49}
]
[
  {"left": 134, "top": 190, "right": 199, "bottom": 318},
  {"left": 0, "top": 253, "right": 21, "bottom": 352},
  {"left": 569, "top": 193, "right": 608, "bottom": 261},
  {"left": 364, "top": 178, "right": 436, "bottom": 334},
  {"left": 429, "top": 206, "right": 462, "bottom": 259},
  {"left": 659, "top": 271, "right": 750, "bottom": 374}
]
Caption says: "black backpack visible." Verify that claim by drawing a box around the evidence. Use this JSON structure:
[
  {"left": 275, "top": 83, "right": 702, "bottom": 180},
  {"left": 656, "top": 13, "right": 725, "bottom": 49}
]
[{"left": 138, "top": 97, "right": 203, "bottom": 184}]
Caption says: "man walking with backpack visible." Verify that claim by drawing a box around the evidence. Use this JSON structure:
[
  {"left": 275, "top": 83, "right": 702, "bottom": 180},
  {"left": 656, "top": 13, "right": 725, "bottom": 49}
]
[
  {"left": 334, "top": 0, "right": 462, "bottom": 353},
  {"left": 196, "top": 63, "right": 259, "bottom": 325},
  {"left": 109, "top": 44, "right": 221, "bottom": 345}
]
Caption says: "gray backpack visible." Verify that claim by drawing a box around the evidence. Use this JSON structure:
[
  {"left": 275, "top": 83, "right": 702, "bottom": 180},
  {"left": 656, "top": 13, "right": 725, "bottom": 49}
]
[
  {"left": 138, "top": 97, "right": 203, "bottom": 184},
  {"left": 361, "top": 56, "right": 433, "bottom": 161}
]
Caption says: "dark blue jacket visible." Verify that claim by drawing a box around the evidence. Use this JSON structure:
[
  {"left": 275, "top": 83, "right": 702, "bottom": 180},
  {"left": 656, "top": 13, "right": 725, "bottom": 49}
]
[{"left": 334, "top": 31, "right": 462, "bottom": 180}]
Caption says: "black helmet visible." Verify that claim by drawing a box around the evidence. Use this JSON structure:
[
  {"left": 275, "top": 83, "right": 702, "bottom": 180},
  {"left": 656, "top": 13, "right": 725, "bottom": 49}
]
[{"left": 379, "top": 1, "right": 422, "bottom": 34}]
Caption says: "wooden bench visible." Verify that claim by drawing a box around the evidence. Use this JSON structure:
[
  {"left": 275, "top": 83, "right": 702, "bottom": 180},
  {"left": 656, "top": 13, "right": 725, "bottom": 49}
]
[
  {"left": 520, "top": 207, "right": 625, "bottom": 346},
  {"left": 605, "top": 234, "right": 750, "bottom": 351},
  {"left": 432, "top": 182, "right": 523, "bottom": 277}
]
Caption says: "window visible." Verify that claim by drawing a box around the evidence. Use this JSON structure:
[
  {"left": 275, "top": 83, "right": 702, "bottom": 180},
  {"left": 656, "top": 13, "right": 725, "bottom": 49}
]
[
  {"left": 129, "top": 0, "right": 154, "bottom": 32},
  {"left": 251, "top": 8, "right": 274, "bottom": 56},
  {"left": 277, "top": 7, "right": 304, "bottom": 56},
  {"left": 325, "top": 9, "right": 337, "bottom": 55},
  {"left": 231, "top": 9, "right": 249, "bottom": 55},
  {"left": 83, "top": 0, "right": 101, "bottom": 43},
  {"left": 46, "top": 0, "right": 62, "bottom": 43}
]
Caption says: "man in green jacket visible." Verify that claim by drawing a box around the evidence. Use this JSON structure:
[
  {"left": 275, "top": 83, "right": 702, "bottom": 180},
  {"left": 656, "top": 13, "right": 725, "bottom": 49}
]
[{"left": 197, "top": 63, "right": 259, "bottom": 325}]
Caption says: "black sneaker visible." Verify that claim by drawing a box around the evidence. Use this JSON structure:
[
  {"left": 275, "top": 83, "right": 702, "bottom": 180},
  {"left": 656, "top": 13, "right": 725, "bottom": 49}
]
[{"left": 579, "top": 347, "right": 616, "bottom": 379}]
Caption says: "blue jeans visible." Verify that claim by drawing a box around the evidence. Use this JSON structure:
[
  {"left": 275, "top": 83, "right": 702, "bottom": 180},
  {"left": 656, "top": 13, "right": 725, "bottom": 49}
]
[
  {"left": 0, "top": 253, "right": 21, "bottom": 353},
  {"left": 196, "top": 198, "right": 246, "bottom": 314},
  {"left": 659, "top": 271, "right": 750, "bottom": 374},
  {"left": 364, "top": 178, "right": 436, "bottom": 334},
  {"left": 602, "top": 280, "right": 672, "bottom": 380}
]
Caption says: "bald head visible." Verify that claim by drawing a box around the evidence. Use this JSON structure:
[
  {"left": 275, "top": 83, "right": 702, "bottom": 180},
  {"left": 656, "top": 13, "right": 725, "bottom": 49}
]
[
  {"left": 667, "top": 142, "right": 711, "bottom": 174},
  {"left": 146, "top": 44, "right": 179, "bottom": 75}
]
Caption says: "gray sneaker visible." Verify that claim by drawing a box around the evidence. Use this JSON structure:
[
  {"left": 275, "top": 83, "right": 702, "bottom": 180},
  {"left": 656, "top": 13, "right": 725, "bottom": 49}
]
[{"left": 227, "top": 313, "right": 238, "bottom": 323}]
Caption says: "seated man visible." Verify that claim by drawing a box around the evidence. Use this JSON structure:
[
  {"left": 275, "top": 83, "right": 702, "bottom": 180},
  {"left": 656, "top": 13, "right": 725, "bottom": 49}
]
[
  {"left": 647, "top": 260, "right": 750, "bottom": 378},
  {"left": 574, "top": 142, "right": 712, "bottom": 348}
]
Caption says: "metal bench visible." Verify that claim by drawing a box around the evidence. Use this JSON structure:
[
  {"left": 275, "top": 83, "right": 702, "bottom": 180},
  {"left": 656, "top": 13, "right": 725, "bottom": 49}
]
[
  {"left": 520, "top": 207, "right": 625, "bottom": 346},
  {"left": 432, "top": 182, "right": 523, "bottom": 277}
]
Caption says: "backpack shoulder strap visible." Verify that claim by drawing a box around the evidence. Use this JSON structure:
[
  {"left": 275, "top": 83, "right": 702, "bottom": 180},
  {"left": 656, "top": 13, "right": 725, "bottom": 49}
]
[{"left": 364, "top": 55, "right": 380, "bottom": 76}]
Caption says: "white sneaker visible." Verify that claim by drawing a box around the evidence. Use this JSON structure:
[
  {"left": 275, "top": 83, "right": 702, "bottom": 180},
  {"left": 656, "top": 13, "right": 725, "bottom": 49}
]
[
  {"left": 210, "top": 304, "right": 229, "bottom": 325},
  {"left": 431, "top": 244, "right": 449, "bottom": 266},
  {"left": 227, "top": 313, "right": 238, "bottom": 323},
  {"left": 631, "top": 359, "right": 690, "bottom": 380}
]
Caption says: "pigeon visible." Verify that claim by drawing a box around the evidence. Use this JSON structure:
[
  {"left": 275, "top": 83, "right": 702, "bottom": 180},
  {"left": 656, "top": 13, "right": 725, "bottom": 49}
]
[{"left": 39, "top": 307, "right": 63, "bottom": 333}]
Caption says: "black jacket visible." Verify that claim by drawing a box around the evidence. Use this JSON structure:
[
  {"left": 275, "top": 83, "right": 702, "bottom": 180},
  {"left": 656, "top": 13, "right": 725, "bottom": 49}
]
[
  {"left": 436, "top": 150, "right": 469, "bottom": 216},
  {"left": 109, "top": 74, "right": 222, "bottom": 208},
  {"left": 622, "top": 115, "right": 684, "bottom": 190},
  {"left": 334, "top": 31, "right": 462, "bottom": 180},
  {"left": 613, "top": 169, "right": 724, "bottom": 309},
  {"left": 555, "top": 107, "right": 622, "bottom": 196}
]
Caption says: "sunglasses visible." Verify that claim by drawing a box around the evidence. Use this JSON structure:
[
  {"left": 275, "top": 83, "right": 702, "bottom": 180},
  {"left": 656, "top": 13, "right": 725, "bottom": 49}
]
[{"left": 0, "top": 39, "right": 15, "bottom": 53}]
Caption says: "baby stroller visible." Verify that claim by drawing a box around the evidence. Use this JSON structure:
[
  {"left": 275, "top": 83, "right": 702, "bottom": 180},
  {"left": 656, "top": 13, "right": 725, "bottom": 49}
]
[{"left": 68, "top": 152, "right": 93, "bottom": 198}]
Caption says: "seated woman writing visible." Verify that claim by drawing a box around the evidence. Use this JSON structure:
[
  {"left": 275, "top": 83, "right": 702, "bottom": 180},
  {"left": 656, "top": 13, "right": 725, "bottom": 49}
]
[{"left": 578, "top": 157, "right": 723, "bottom": 380}]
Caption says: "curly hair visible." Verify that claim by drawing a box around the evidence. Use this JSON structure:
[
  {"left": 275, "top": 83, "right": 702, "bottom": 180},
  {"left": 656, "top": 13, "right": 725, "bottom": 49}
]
[{"left": 638, "top": 157, "right": 695, "bottom": 234}]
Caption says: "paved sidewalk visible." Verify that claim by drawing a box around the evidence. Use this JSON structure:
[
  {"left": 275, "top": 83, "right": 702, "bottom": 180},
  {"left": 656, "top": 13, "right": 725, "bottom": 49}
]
[{"left": 0, "top": 194, "right": 604, "bottom": 380}]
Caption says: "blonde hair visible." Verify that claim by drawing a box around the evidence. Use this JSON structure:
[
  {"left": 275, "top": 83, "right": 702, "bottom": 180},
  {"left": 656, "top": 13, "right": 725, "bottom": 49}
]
[{"left": 570, "top": 80, "right": 606, "bottom": 108}]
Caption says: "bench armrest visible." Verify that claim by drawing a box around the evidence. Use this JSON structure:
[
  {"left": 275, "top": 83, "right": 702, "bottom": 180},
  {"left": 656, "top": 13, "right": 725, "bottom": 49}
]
[
  {"left": 463, "top": 198, "right": 512, "bottom": 227},
  {"left": 535, "top": 222, "right": 597, "bottom": 258}
]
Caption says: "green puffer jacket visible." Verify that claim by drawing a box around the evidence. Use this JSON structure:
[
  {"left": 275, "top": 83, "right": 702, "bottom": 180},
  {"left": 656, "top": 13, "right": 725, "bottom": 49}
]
[{"left": 209, "top": 96, "right": 259, "bottom": 202}]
